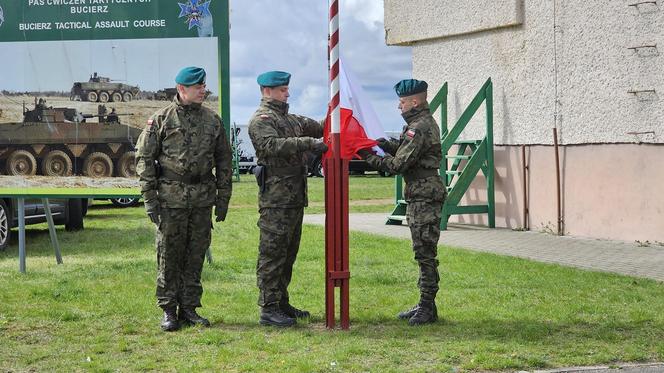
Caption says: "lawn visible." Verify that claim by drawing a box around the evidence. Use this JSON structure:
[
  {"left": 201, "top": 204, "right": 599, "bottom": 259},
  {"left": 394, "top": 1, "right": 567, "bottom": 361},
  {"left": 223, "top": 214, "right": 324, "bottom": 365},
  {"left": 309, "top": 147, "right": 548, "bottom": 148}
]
[{"left": 1, "top": 175, "right": 663, "bottom": 372}]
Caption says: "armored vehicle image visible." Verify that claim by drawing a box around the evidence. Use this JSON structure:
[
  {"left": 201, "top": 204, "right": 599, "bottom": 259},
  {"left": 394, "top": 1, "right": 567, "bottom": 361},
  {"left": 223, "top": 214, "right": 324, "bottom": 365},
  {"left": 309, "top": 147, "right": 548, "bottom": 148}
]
[
  {"left": 155, "top": 88, "right": 212, "bottom": 101},
  {"left": 155, "top": 88, "right": 178, "bottom": 101},
  {"left": 70, "top": 72, "right": 140, "bottom": 103},
  {"left": 0, "top": 98, "right": 141, "bottom": 178}
]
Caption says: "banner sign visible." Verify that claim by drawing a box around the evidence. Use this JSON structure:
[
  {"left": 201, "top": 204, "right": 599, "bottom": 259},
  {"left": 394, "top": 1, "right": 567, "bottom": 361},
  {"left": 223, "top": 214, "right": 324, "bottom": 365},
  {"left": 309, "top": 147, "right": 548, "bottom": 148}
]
[
  {"left": 0, "top": 0, "right": 225, "bottom": 42},
  {"left": 0, "top": 0, "right": 230, "bottom": 195}
]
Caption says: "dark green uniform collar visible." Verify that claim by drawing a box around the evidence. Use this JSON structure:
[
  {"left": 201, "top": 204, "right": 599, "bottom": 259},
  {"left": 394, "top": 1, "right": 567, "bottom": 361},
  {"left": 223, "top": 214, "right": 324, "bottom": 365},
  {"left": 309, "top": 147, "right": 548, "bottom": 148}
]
[
  {"left": 402, "top": 103, "right": 431, "bottom": 124},
  {"left": 261, "top": 97, "right": 289, "bottom": 115},
  {"left": 174, "top": 95, "right": 202, "bottom": 110}
]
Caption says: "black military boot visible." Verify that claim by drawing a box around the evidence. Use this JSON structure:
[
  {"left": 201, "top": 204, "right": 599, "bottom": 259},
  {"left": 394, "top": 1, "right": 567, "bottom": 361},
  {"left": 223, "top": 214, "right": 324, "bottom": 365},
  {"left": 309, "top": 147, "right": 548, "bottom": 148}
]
[
  {"left": 260, "top": 305, "right": 296, "bottom": 327},
  {"left": 178, "top": 307, "right": 211, "bottom": 327},
  {"left": 397, "top": 304, "right": 419, "bottom": 320},
  {"left": 280, "top": 302, "right": 310, "bottom": 319},
  {"left": 408, "top": 301, "right": 438, "bottom": 326},
  {"left": 160, "top": 307, "right": 180, "bottom": 332}
]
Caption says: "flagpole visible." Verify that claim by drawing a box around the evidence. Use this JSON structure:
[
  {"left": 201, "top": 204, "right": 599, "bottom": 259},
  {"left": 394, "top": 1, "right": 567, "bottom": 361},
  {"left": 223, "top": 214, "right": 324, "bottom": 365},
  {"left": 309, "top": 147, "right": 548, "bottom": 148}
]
[{"left": 325, "top": 0, "right": 350, "bottom": 330}]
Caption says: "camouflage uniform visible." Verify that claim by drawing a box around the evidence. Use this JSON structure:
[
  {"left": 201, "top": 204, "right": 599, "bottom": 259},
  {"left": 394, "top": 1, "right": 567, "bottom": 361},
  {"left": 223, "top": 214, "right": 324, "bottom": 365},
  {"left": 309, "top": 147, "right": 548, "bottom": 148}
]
[
  {"left": 248, "top": 97, "right": 323, "bottom": 308},
  {"left": 136, "top": 96, "right": 232, "bottom": 310},
  {"left": 364, "top": 103, "right": 446, "bottom": 303}
]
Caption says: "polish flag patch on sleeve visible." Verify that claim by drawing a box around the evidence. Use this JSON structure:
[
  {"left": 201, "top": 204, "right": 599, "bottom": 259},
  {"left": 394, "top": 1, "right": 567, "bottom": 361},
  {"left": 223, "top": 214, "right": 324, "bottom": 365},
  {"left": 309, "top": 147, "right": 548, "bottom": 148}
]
[
  {"left": 147, "top": 119, "right": 154, "bottom": 127},
  {"left": 406, "top": 129, "right": 416, "bottom": 138}
]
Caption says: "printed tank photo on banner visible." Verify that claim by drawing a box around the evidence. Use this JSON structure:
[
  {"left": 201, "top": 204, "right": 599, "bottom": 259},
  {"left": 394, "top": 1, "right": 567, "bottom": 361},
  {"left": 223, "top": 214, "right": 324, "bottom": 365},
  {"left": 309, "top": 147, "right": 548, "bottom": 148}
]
[{"left": 0, "top": 0, "right": 229, "bottom": 188}]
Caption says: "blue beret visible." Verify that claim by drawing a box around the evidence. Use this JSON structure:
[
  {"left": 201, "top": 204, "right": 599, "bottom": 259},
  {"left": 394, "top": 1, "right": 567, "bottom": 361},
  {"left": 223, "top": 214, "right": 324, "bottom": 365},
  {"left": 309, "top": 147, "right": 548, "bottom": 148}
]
[
  {"left": 175, "top": 66, "right": 206, "bottom": 86},
  {"left": 257, "top": 71, "right": 291, "bottom": 87},
  {"left": 394, "top": 79, "right": 428, "bottom": 97}
]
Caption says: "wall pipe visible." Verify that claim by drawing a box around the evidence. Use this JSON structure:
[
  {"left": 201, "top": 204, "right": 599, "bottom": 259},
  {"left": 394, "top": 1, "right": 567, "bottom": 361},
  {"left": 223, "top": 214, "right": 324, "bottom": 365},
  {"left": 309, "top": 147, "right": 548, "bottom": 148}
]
[
  {"left": 553, "top": 128, "right": 562, "bottom": 236},
  {"left": 521, "top": 145, "right": 529, "bottom": 230}
]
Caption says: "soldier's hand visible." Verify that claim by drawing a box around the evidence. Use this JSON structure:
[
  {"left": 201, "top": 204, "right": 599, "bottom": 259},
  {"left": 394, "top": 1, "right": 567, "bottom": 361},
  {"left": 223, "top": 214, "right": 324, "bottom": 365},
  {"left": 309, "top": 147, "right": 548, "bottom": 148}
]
[
  {"left": 357, "top": 148, "right": 372, "bottom": 159},
  {"left": 376, "top": 137, "right": 389, "bottom": 148},
  {"left": 144, "top": 199, "right": 161, "bottom": 226},
  {"left": 311, "top": 139, "right": 329, "bottom": 155},
  {"left": 214, "top": 203, "right": 228, "bottom": 222},
  {"left": 376, "top": 137, "right": 396, "bottom": 155}
]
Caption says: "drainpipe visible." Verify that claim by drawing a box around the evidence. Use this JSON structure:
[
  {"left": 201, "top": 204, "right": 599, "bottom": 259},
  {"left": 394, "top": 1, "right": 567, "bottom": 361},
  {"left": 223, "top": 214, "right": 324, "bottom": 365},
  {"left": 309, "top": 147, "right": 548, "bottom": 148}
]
[
  {"left": 553, "top": 129, "right": 562, "bottom": 236},
  {"left": 521, "top": 145, "right": 529, "bottom": 230}
]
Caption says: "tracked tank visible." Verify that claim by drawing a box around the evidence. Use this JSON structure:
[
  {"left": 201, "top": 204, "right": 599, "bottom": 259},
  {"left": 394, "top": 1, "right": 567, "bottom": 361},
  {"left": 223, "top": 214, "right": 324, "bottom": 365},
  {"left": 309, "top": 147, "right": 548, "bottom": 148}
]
[
  {"left": 71, "top": 72, "right": 140, "bottom": 103},
  {"left": 0, "top": 99, "right": 141, "bottom": 178}
]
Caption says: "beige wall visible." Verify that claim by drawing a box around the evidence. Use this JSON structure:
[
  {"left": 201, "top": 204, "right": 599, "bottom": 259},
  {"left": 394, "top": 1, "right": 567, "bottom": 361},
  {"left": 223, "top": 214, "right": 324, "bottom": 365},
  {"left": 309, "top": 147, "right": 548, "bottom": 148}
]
[
  {"left": 451, "top": 143, "right": 664, "bottom": 242},
  {"left": 384, "top": 1, "right": 664, "bottom": 241},
  {"left": 384, "top": 0, "right": 664, "bottom": 145}
]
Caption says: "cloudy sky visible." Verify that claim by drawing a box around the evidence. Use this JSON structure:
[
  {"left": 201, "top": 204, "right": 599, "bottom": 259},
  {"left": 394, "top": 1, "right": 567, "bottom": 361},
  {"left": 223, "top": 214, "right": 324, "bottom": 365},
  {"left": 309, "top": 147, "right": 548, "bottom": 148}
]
[{"left": 229, "top": 1, "right": 412, "bottom": 131}]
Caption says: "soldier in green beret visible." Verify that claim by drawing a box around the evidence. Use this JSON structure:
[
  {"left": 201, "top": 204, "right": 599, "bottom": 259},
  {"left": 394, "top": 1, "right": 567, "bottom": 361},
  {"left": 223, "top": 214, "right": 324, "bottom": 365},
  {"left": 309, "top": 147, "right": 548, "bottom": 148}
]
[
  {"left": 136, "top": 66, "right": 233, "bottom": 331},
  {"left": 248, "top": 70, "right": 328, "bottom": 327},
  {"left": 358, "top": 79, "right": 446, "bottom": 325}
]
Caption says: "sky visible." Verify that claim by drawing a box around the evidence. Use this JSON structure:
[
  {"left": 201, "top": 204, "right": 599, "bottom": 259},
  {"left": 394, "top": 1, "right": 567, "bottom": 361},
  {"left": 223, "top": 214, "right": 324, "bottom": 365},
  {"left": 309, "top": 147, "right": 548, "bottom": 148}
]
[
  {"left": 229, "top": 1, "right": 412, "bottom": 131},
  {"left": 0, "top": 1, "right": 411, "bottom": 131}
]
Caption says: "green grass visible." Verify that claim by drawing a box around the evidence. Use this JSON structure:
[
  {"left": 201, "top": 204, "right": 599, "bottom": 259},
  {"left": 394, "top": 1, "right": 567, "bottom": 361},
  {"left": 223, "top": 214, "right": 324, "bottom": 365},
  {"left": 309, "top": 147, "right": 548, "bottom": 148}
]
[{"left": 1, "top": 175, "right": 664, "bottom": 372}]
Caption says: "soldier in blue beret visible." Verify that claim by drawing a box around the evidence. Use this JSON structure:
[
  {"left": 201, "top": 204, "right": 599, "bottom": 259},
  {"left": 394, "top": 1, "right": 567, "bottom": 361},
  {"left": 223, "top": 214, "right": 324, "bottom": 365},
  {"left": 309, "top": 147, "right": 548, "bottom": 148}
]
[
  {"left": 358, "top": 78, "right": 446, "bottom": 326},
  {"left": 248, "top": 71, "right": 328, "bottom": 327},
  {"left": 136, "top": 66, "right": 233, "bottom": 331}
]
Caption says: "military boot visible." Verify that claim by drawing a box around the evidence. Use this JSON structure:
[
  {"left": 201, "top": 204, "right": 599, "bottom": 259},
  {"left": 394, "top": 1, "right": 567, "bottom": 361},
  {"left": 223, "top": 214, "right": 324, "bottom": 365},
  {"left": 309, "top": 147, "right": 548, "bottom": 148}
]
[
  {"left": 280, "top": 302, "right": 310, "bottom": 319},
  {"left": 397, "top": 304, "right": 419, "bottom": 320},
  {"left": 260, "top": 305, "right": 296, "bottom": 327},
  {"left": 408, "top": 301, "right": 438, "bottom": 326},
  {"left": 178, "top": 307, "right": 211, "bottom": 327},
  {"left": 160, "top": 307, "right": 180, "bottom": 332}
]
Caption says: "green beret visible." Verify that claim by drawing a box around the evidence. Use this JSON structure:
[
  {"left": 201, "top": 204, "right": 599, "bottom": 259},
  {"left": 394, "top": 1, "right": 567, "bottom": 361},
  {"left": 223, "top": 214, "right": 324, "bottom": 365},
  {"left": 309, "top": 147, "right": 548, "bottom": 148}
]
[
  {"left": 257, "top": 71, "right": 291, "bottom": 87},
  {"left": 394, "top": 79, "right": 428, "bottom": 97},
  {"left": 175, "top": 66, "right": 206, "bottom": 86}
]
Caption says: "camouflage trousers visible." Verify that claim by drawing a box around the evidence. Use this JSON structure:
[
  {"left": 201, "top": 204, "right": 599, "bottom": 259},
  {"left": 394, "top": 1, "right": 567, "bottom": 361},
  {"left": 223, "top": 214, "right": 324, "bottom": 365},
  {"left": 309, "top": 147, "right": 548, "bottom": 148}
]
[
  {"left": 155, "top": 207, "right": 212, "bottom": 309},
  {"left": 406, "top": 200, "right": 443, "bottom": 302},
  {"left": 256, "top": 207, "right": 304, "bottom": 307}
]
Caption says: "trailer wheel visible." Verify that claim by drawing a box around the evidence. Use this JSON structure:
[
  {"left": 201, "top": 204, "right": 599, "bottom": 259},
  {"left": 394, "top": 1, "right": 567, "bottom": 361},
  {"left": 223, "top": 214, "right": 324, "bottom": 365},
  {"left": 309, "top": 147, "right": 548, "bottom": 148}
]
[
  {"left": 65, "top": 198, "right": 84, "bottom": 231},
  {"left": 83, "top": 152, "right": 113, "bottom": 177},
  {"left": 87, "top": 91, "right": 98, "bottom": 102},
  {"left": 99, "top": 91, "right": 110, "bottom": 103},
  {"left": 6, "top": 150, "right": 37, "bottom": 176}
]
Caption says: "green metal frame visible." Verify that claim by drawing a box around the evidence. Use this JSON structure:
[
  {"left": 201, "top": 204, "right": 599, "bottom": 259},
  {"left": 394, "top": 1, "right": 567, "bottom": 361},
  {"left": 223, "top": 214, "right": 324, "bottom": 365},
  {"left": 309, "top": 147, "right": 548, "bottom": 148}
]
[{"left": 386, "top": 79, "right": 495, "bottom": 229}]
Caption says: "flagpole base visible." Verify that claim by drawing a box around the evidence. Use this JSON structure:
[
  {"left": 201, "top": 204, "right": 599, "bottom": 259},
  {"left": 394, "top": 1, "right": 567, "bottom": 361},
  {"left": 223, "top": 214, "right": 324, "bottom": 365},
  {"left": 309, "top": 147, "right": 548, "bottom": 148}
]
[{"left": 324, "top": 133, "right": 350, "bottom": 330}]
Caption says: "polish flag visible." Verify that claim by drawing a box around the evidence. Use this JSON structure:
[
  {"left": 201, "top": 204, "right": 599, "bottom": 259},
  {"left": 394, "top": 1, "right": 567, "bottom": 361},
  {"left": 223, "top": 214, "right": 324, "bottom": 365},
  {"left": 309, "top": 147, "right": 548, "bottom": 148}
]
[{"left": 324, "top": 58, "right": 386, "bottom": 159}]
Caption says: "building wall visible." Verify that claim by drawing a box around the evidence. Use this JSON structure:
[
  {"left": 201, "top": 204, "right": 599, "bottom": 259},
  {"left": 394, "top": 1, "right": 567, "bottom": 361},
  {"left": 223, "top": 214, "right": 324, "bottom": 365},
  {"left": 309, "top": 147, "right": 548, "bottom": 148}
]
[
  {"left": 385, "top": 0, "right": 663, "bottom": 145},
  {"left": 384, "top": 0, "right": 664, "bottom": 241},
  {"left": 453, "top": 144, "right": 664, "bottom": 242}
]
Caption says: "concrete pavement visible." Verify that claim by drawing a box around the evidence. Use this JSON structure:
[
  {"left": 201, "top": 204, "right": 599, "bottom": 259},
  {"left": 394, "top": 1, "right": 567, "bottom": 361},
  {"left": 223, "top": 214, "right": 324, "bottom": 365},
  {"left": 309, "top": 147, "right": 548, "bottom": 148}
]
[{"left": 303, "top": 213, "right": 664, "bottom": 282}]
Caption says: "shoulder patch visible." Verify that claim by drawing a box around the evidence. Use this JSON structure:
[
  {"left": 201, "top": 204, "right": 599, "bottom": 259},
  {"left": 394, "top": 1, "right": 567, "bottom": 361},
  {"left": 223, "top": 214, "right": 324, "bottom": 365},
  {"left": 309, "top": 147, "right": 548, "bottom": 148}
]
[
  {"left": 147, "top": 119, "right": 154, "bottom": 127},
  {"left": 406, "top": 129, "right": 416, "bottom": 138},
  {"left": 260, "top": 114, "right": 270, "bottom": 119}
]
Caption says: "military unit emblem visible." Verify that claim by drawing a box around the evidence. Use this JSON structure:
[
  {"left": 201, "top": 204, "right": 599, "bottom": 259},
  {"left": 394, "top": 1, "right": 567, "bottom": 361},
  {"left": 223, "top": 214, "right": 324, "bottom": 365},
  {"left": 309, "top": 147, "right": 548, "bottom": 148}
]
[{"left": 178, "top": 0, "right": 212, "bottom": 30}]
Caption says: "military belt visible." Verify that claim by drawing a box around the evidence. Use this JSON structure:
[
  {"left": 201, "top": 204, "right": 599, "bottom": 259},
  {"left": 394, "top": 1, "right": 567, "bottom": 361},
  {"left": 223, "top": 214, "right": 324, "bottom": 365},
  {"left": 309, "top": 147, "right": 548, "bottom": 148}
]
[
  {"left": 266, "top": 165, "right": 307, "bottom": 177},
  {"left": 160, "top": 168, "right": 214, "bottom": 184},
  {"left": 404, "top": 168, "right": 439, "bottom": 183}
]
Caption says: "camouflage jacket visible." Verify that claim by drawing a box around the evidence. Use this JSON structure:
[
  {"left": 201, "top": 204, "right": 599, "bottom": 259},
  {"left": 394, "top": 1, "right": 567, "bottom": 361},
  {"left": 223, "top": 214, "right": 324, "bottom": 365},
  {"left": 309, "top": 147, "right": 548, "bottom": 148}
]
[
  {"left": 135, "top": 96, "right": 233, "bottom": 209},
  {"left": 365, "top": 103, "right": 446, "bottom": 202},
  {"left": 248, "top": 98, "right": 323, "bottom": 208}
]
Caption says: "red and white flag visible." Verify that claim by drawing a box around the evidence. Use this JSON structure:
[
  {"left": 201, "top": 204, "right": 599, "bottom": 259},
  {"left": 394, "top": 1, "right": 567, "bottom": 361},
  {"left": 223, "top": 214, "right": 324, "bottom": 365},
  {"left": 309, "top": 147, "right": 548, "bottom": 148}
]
[{"left": 324, "top": 58, "right": 386, "bottom": 159}]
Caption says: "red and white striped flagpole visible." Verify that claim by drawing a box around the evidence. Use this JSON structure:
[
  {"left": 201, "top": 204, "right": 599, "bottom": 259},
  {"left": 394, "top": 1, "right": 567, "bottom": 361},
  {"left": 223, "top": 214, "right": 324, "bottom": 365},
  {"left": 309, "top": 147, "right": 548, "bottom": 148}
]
[{"left": 325, "top": 0, "right": 350, "bottom": 330}]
